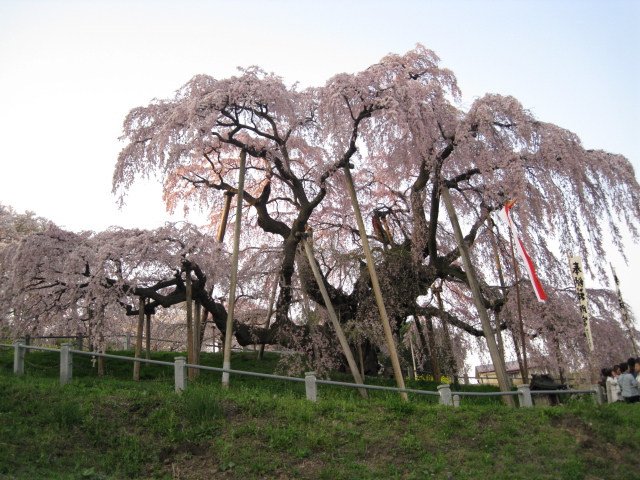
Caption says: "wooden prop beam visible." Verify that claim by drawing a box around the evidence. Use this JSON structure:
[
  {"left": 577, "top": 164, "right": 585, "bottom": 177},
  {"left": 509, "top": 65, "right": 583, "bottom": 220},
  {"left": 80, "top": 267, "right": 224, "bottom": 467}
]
[
  {"left": 133, "top": 296, "right": 144, "bottom": 381},
  {"left": 301, "top": 235, "right": 368, "bottom": 398},
  {"left": 508, "top": 224, "right": 529, "bottom": 383},
  {"left": 343, "top": 166, "right": 407, "bottom": 401},
  {"left": 441, "top": 187, "right": 514, "bottom": 406},
  {"left": 222, "top": 150, "right": 247, "bottom": 388},
  {"left": 217, "top": 191, "right": 235, "bottom": 243}
]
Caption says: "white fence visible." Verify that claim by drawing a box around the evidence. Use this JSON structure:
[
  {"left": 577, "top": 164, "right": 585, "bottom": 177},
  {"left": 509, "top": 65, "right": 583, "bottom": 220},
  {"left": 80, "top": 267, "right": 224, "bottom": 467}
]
[{"left": 1, "top": 340, "right": 604, "bottom": 408}]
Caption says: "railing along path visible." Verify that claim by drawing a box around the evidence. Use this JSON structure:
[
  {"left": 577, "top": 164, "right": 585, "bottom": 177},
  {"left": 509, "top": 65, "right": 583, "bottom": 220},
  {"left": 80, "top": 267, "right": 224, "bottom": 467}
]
[{"left": 1, "top": 340, "right": 604, "bottom": 407}]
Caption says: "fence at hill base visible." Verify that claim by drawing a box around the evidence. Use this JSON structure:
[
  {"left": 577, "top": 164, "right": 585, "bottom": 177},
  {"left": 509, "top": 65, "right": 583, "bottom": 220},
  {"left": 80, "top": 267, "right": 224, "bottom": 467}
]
[{"left": 1, "top": 340, "right": 604, "bottom": 408}]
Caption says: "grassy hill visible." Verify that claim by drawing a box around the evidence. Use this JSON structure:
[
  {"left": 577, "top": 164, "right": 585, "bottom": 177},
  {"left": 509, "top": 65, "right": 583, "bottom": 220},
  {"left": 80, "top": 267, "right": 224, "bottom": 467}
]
[{"left": 0, "top": 348, "right": 638, "bottom": 479}]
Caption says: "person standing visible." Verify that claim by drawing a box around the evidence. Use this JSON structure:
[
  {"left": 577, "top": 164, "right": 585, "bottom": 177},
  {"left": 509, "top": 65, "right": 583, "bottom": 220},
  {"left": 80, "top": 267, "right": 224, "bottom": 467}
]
[
  {"left": 604, "top": 368, "right": 620, "bottom": 403},
  {"left": 618, "top": 362, "right": 640, "bottom": 403}
]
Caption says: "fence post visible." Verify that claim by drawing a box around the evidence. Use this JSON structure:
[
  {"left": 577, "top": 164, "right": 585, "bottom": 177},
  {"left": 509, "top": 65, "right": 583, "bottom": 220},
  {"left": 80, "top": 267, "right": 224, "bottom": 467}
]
[
  {"left": 592, "top": 384, "right": 604, "bottom": 406},
  {"left": 14, "top": 339, "right": 25, "bottom": 376},
  {"left": 408, "top": 366, "right": 415, "bottom": 381},
  {"left": 305, "top": 372, "right": 318, "bottom": 402},
  {"left": 125, "top": 333, "right": 131, "bottom": 350},
  {"left": 438, "top": 384, "right": 453, "bottom": 406},
  {"left": 517, "top": 384, "right": 533, "bottom": 407},
  {"left": 174, "top": 357, "right": 187, "bottom": 393},
  {"left": 453, "top": 394, "right": 460, "bottom": 408},
  {"left": 60, "top": 343, "right": 73, "bottom": 386},
  {"left": 76, "top": 332, "right": 84, "bottom": 351}
]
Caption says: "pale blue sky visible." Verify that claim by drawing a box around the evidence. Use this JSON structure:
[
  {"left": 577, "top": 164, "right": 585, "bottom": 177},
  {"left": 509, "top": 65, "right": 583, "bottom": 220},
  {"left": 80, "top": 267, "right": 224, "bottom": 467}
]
[{"left": 1, "top": 0, "right": 638, "bottom": 317}]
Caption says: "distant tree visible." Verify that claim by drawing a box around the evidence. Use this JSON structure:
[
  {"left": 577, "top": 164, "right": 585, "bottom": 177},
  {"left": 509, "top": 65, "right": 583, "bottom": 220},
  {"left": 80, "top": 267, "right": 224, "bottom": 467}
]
[
  {"left": 0, "top": 223, "right": 230, "bottom": 347},
  {"left": 0, "top": 204, "right": 50, "bottom": 246}
]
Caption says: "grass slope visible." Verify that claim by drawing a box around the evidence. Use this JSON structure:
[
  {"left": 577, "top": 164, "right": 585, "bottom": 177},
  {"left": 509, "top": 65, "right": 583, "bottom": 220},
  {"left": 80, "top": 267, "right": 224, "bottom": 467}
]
[{"left": 0, "top": 348, "right": 639, "bottom": 480}]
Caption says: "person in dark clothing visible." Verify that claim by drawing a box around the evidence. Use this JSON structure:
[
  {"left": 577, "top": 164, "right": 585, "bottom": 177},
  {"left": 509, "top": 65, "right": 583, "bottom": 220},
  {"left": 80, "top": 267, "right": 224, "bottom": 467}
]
[
  {"left": 618, "top": 362, "right": 640, "bottom": 403},
  {"left": 628, "top": 358, "right": 637, "bottom": 378}
]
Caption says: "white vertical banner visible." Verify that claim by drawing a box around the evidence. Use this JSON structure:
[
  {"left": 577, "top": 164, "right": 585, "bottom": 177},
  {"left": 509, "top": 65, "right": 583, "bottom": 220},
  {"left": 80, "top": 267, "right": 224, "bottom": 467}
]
[{"left": 569, "top": 256, "right": 594, "bottom": 352}]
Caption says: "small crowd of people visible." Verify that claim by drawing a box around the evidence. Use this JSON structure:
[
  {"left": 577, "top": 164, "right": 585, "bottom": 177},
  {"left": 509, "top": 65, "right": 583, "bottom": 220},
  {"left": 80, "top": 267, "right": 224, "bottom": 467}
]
[{"left": 600, "top": 357, "right": 640, "bottom": 404}]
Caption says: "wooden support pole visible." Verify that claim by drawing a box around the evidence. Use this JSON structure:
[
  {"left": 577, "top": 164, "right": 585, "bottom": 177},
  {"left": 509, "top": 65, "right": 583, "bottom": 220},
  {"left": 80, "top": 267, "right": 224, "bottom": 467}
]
[
  {"left": 97, "top": 306, "right": 105, "bottom": 376},
  {"left": 145, "top": 312, "right": 151, "bottom": 360},
  {"left": 301, "top": 236, "right": 368, "bottom": 398},
  {"left": 409, "top": 334, "right": 418, "bottom": 377},
  {"left": 217, "top": 191, "right": 235, "bottom": 243},
  {"left": 433, "top": 286, "right": 456, "bottom": 383},
  {"left": 186, "top": 271, "right": 195, "bottom": 381},
  {"left": 440, "top": 187, "right": 514, "bottom": 406},
  {"left": 486, "top": 219, "right": 507, "bottom": 360},
  {"left": 343, "top": 166, "right": 407, "bottom": 401},
  {"left": 193, "top": 299, "right": 201, "bottom": 378},
  {"left": 223, "top": 150, "right": 247, "bottom": 388},
  {"left": 508, "top": 222, "right": 529, "bottom": 384},
  {"left": 258, "top": 274, "right": 278, "bottom": 360},
  {"left": 133, "top": 296, "right": 144, "bottom": 381},
  {"left": 425, "top": 316, "right": 442, "bottom": 383},
  {"left": 357, "top": 343, "right": 365, "bottom": 379}
]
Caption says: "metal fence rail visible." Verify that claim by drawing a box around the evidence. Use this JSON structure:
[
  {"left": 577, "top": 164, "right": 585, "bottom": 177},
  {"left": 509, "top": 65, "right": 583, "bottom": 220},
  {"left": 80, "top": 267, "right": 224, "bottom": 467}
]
[{"left": 0, "top": 340, "right": 603, "bottom": 407}]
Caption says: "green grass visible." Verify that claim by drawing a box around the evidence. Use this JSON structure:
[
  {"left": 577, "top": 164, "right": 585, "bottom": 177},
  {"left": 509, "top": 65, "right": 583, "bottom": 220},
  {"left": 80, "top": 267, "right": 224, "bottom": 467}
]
[{"left": 1, "top": 348, "right": 639, "bottom": 479}]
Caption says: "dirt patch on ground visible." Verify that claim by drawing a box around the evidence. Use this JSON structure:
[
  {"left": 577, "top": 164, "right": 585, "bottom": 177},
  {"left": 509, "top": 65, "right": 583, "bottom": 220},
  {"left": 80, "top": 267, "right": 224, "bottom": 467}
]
[{"left": 551, "top": 413, "right": 625, "bottom": 461}]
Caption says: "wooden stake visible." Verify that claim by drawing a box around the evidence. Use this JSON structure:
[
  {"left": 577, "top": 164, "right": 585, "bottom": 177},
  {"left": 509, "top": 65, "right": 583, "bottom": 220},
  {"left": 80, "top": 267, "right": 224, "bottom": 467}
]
[
  {"left": 424, "top": 316, "right": 441, "bottom": 383},
  {"left": 223, "top": 150, "right": 247, "bottom": 388},
  {"left": 486, "top": 219, "right": 507, "bottom": 360},
  {"left": 343, "top": 166, "right": 407, "bottom": 401},
  {"left": 409, "top": 333, "right": 418, "bottom": 377},
  {"left": 217, "top": 191, "right": 235, "bottom": 243},
  {"left": 186, "top": 270, "right": 195, "bottom": 381},
  {"left": 193, "top": 299, "right": 201, "bottom": 378},
  {"left": 133, "top": 296, "right": 144, "bottom": 381},
  {"left": 258, "top": 274, "right": 278, "bottom": 360},
  {"left": 507, "top": 222, "right": 529, "bottom": 384},
  {"left": 97, "top": 306, "right": 105, "bottom": 376},
  {"left": 301, "top": 236, "right": 368, "bottom": 398},
  {"left": 440, "top": 187, "right": 514, "bottom": 405},
  {"left": 357, "top": 342, "right": 365, "bottom": 379},
  {"left": 145, "top": 312, "right": 151, "bottom": 360},
  {"left": 433, "top": 286, "right": 456, "bottom": 383},
  {"left": 301, "top": 290, "right": 320, "bottom": 361}
]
